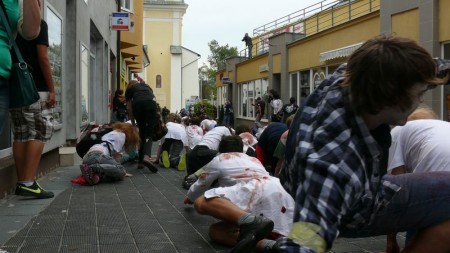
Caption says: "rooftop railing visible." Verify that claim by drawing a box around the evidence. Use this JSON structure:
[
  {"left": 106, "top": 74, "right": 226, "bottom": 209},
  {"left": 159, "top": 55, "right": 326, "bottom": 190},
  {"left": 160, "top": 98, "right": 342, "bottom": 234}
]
[{"left": 239, "top": 0, "right": 379, "bottom": 58}]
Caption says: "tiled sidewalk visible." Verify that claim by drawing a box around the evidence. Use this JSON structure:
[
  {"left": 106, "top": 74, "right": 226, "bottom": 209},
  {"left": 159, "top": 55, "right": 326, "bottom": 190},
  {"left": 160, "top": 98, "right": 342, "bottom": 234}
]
[{"left": 0, "top": 162, "right": 404, "bottom": 253}]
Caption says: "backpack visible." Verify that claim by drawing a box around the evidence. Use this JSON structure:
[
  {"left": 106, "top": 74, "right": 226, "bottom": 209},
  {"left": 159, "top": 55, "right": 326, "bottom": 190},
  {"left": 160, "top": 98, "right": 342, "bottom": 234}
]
[{"left": 76, "top": 123, "right": 114, "bottom": 158}]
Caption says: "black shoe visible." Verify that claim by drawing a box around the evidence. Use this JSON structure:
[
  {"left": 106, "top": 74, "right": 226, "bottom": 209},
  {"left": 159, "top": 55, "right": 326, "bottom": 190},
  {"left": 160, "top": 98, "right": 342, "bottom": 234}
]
[
  {"left": 142, "top": 159, "right": 158, "bottom": 173},
  {"left": 269, "top": 240, "right": 283, "bottom": 253},
  {"left": 182, "top": 174, "right": 198, "bottom": 190},
  {"left": 15, "top": 181, "right": 54, "bottom": 199},
  {"left": 230, "top": 216, "right": 274, "bottom": 253}
]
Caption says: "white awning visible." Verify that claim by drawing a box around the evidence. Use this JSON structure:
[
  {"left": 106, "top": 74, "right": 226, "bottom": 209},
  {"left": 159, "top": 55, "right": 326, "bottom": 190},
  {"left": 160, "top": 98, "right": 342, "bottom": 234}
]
[{"left": 319, "top": 42, "right": 364, "bottom": 62}]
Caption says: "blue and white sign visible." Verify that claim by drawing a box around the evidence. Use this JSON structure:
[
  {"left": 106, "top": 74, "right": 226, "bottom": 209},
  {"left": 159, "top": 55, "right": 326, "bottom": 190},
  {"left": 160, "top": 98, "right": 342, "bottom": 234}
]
[{"left": 111, "top": 12, "right": 130, "bottom": 31}]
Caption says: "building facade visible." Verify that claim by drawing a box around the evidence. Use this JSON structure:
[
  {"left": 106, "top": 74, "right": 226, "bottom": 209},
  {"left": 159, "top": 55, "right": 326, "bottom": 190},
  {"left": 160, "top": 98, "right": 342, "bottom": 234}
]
[
  {"left": 218, "top": 0, "right": 450, "bottom": 126},
  {"left": 143, "top": 0, "right": 200, "bottom": 112},
  {"left": 0, "top": 0, "right": 147, "bottom": 197}
]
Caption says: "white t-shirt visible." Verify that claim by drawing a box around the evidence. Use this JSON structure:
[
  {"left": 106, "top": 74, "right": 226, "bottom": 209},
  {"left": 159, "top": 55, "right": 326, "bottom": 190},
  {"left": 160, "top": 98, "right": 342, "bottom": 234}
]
[
  {"left": 187, "top": 152, "right": 295, "bottom": 236},
  {"left": 162, "top": 122, "right": 188, "bottom": 146},
  {"left": 186, "top": 125, "right": 204, "bottom": 149},
  {"left": 198, "top": 126, "right": 231, "bottom": 150},
  {"left": 388, "top": 119, "right": 450, "bottom": 173},
  {"left": 270, "top": 99, "right": 283, "bottom": 114},
  {"left": 89, "top": 130, "right": 126, "bottom": 156}
]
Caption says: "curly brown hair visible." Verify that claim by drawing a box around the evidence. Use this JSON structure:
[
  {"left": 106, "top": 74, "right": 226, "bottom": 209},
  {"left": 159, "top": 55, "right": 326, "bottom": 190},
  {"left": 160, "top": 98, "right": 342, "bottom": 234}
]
[{"left": 110, "top": 122, "right": 140, "bottom": 152}]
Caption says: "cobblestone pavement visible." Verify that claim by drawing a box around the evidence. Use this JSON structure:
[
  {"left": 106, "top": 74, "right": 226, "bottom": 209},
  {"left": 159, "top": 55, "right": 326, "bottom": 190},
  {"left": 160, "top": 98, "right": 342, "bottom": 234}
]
[{"left": 0, "top": 162, "right": 405, "bottom": 253}]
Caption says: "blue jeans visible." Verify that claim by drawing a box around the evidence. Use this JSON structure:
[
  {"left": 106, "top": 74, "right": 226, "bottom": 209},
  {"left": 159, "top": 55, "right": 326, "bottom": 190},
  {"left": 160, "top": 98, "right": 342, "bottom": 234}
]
[
  {"left": 0, "top": 78, "right": 9, "bottom": 133},
  {"left": 161, "top": 138, "right": 184, "bottom": 168},
  {"left": 340, "top": 172, "right": 450, "bottom": 238},
  {"left": 223, "top": 114, "right": 230, "bottom": 127},
  {"left": 83, "top": 151, "right": 126, "bottom": 182}
]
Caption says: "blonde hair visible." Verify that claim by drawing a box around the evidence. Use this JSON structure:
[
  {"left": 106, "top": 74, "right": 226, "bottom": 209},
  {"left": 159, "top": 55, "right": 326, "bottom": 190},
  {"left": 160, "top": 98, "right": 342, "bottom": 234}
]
[
  {"left": 110, "top": 122, "right": 140, "bottom": 152},
  {"left": 407, "top": 106, "right": 438, "bottom": 121}
]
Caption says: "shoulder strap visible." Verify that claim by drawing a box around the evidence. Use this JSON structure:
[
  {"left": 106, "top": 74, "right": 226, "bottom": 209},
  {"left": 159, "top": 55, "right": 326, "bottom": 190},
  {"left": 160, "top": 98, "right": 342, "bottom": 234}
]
[{"left": 0, "top": 2, "right": 26, "bottom": 63}]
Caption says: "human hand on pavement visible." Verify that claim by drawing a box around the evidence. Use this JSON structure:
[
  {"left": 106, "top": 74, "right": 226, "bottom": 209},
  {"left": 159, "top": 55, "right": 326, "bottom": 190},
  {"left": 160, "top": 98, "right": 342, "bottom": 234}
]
[{"left": 183, "top": 197, "right": 193, "bottom": 205}]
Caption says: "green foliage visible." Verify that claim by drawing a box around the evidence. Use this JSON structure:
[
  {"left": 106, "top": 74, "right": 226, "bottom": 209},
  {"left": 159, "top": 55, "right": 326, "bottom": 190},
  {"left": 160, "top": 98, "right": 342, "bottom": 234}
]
[
  {"left": 207, "top": 40, "right": 238, "bottom": 71},
  {"left": 193, "top": 101, "right": 216, "bottom": 119}
]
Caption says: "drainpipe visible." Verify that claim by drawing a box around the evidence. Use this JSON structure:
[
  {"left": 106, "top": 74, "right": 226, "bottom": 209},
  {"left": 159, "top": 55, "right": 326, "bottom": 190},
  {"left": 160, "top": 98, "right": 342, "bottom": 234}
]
[{"left": 116, "top": 1, "right": 121, "bottom": 90}]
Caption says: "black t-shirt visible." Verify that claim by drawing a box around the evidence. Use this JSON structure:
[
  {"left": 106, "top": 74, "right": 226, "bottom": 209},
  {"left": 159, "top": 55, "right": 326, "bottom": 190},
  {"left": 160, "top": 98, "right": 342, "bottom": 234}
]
[
  {"left": 15, "top": 20, "right": 49, "bottom": 91},
  {"left": 257, "top": 100, "right": 265, "bottom": 114},
  {"left": 125, "top": 83, "right": 155, "bottom": 103}
]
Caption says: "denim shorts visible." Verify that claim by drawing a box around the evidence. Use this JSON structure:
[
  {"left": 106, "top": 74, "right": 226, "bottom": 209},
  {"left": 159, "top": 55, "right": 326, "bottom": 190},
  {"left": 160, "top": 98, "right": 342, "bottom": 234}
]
[
  {"left": 340, "top": 172, "right": 450, "bottom": 237},
  {"left": 0, "top": 77, "right": 9, "bottom": 133}
]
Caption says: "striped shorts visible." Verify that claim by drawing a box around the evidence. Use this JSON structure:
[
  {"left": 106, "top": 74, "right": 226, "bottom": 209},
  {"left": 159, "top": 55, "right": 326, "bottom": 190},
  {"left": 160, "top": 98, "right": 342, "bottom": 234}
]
[{"left": 9, "top": 97, "right": 54, "bottom": 142}]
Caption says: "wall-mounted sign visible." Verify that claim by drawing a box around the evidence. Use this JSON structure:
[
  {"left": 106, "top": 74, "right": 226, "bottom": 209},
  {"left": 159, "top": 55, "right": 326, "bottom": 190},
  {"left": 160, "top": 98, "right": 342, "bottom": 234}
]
[{"left": 111, "top": 12, "right": 130, "bottom": 31}]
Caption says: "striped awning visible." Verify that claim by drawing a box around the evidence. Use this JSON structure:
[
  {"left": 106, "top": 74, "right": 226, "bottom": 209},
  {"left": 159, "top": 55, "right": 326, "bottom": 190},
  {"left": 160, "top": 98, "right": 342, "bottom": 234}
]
[{"left": 320, "top": 42, "right": 363, "bottom": 62}]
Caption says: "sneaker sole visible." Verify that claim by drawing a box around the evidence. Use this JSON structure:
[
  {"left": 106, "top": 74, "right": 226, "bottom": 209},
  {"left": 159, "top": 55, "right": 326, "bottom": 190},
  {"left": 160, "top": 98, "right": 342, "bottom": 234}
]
[
  {"left": 230, "top": 220, "right": 274, "bottom": 253},
  {"left": 81, "top": 164, "right": 96, "bottom": 185},
  {"left": 162, "top": 151, "right": 170, "bottom": 168},
  {"left": 177, "top": 154, "right": 186, "bottom": 171},
  {"left": 143, "top": 160, "right": 158, "bottom": 173}
]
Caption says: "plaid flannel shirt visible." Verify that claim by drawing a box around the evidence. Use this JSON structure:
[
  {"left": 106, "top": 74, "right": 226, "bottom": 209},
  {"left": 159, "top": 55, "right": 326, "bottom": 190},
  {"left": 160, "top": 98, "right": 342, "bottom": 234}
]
[{"left": 279, "top": 64, "right": 394, "bottom": 252}]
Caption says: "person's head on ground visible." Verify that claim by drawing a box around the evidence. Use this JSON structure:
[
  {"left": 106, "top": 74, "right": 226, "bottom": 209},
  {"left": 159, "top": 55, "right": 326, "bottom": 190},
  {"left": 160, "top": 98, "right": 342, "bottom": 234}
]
[
  {"left": 234, "top": 124, "right": 252, "bottom": 135},
  {"left": 407, "top": 105, "right": 438, "bottom": 121},
  {"left": 342, "top": 34, "right": 447, "bottom": 126},
  {"left": 218, "top": 136, "right": 244, "bottom": 153},
  {"left": 111, "top": 122, "right": 140, "bottom": 152},
  {"left": 167, "top": 113, "right": 182, "bottom": 123}
]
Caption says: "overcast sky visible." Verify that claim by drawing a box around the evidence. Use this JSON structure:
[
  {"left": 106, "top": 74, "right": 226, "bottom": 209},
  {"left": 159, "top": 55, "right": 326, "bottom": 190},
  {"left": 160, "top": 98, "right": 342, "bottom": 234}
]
[{"left": 182, "top": 0, "right": 332, "bottom": 67}]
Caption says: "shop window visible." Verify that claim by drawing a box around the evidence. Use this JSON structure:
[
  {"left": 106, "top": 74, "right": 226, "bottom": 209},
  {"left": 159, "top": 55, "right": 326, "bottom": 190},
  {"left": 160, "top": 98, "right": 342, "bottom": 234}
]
[
  {"left": 80, "top": 44, "right": 89, "bottom": 124},
  {"left": 121, "top": 0, "right": 133, "bottom": 12}
]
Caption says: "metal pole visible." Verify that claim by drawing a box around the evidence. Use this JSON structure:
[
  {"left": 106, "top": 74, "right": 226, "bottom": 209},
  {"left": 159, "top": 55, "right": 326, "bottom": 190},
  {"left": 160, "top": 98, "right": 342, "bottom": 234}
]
[{"left": 116, "top": 1, "right": 121, "bottom": 90}]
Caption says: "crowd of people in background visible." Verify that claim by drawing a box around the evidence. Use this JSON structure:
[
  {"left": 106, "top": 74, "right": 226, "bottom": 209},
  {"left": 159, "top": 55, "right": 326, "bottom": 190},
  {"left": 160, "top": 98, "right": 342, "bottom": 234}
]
[{"left": 7, "top": 27, "right": 450, "bottom": 253}]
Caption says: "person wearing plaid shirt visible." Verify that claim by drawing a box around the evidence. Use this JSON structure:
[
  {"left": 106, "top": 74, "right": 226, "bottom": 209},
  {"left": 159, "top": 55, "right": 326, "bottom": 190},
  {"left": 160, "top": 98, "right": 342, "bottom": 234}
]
[{"left": 278, "top": 35, "right": 450, "bottom": 253}]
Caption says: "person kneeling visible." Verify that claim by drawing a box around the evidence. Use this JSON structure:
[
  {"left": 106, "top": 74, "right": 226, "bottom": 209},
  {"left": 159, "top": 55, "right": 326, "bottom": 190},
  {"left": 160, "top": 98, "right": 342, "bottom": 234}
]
[
  {"left": 80, "top": 122, "right": 140, "bottom": 185},
  {"left": 183, "top": 136, "right": 294, "bottom": 253}
]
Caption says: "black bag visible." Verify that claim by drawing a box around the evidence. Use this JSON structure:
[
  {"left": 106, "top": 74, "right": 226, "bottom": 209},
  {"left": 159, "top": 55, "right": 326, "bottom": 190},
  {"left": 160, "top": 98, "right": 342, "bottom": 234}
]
[
  {"left": 9, "top": 62, "right": 40, "bottom": 108},
  {"left": 152, "top": 117, "right": 168, "bottom": 141},
  {"left": 76, "top": 123, "right": 114, "bottom": 158},
  {"left": 0, "top": 4, "right": 40, "bottom": 108}
]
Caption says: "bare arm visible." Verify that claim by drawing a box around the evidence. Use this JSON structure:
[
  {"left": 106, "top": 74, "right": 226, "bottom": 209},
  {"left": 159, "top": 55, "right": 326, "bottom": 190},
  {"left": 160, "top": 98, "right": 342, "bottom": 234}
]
[
  {"left": 390, "top": 165, "right": 407, "bottom": 175},
  {"left": 20, "top": 0, "right": 41, "bottom": 39},
  {"left": 385, "top": 165, "right": 406, "bottom": 253},
  {"left": 36, "top": 44, "right": 55, "bottom": 107}
]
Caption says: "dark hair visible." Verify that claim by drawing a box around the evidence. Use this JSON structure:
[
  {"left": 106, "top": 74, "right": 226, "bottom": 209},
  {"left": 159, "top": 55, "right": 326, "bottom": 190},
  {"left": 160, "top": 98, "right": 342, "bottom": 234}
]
[
  {"left": 168, "top": 113, "right": 181, "bottom": 123},
  {"left": 342, "top": 35, "right": 442, "bottom": 115},
  {"left": 218, "top": 136, "right": 243, "bottom": 153},
  {"left": 289, "top": 97, "right": 296, "bottom": 104},
  {"left": 234, "top": 124, "right": 251, "bottom": 135},
  {"left": 189, "top": 116, "right": 201, "bottom": 126},
  {"left": 269, "top": 89, "right": 280, "bottom": 99},
  {"left": 115, "top": 89, "right": 124, "bottom": 97}
]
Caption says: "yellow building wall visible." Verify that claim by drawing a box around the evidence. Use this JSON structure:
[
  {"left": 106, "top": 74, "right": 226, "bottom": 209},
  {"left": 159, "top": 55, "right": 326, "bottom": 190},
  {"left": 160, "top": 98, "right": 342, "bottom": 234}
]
[
  {"left": 143, "top": 10, "right": 175, "bottom": 108},
  {"left": 304, "top": 0, "right": 380, "bottom": 36},
  {"left": 289, "top": 14, "right": 379, "bottom": 71},
  {"left": 272, "top": 54, "right": 281, "bottom": 74},
  {"left": 391, "top": 9, "right": 419, "bottom": 41},
  {"left": 236, "top": 56, "right": 269, "bottom": 83},
  {"left": 439, "top": 0, "right": 450, "bottom": 41}
]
